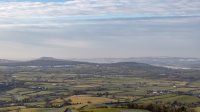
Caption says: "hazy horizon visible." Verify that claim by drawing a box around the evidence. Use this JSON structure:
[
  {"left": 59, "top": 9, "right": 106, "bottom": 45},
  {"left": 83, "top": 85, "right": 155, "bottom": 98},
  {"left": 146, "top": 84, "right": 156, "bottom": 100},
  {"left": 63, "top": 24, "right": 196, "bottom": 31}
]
[
  {"left": 1, "top": 56, "right": 200, "bottom": 61},
  {"left": 0, "top": 0, "right": 200, "bottom": 59}
]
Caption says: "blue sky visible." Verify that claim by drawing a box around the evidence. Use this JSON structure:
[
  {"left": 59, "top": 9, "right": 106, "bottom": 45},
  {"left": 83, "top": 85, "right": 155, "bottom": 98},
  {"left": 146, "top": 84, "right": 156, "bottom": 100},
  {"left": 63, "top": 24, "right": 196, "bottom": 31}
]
[{"left": 0, "top": 0, "right": 200, "bottom": 59}]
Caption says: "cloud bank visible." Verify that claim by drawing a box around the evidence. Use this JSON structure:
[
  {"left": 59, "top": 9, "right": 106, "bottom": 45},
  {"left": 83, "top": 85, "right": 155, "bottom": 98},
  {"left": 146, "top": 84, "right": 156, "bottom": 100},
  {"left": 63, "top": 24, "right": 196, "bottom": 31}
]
[
  {"left": 0, "top": 0, "right": 200, "bottom": 59},
  {"left": 0, "top": 0, "right": 200, "bottom": 23}
]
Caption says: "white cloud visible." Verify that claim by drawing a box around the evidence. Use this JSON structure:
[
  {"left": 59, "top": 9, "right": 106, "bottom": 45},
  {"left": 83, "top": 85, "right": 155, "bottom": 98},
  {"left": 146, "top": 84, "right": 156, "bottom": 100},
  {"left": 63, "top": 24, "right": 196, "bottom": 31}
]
[
  {"left": 0, "top": 0, "right": 199, "bottom": 18},
  {"left": 0, "top": 0, "right": 200, "bottom": 59},
  {"left": 0, "top": 0, "right": 199, "bottom": 27}
]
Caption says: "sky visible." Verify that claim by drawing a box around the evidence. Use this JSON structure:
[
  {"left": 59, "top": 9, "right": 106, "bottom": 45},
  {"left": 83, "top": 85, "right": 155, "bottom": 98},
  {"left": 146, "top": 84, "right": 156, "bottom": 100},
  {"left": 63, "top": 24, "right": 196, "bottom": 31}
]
[{"left": 0, "top": 0, "right": 200, "bottom": 60}]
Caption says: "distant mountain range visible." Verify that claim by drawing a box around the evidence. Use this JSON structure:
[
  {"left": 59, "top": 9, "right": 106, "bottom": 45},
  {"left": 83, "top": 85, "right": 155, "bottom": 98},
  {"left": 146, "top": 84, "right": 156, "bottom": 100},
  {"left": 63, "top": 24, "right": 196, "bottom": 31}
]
[
  {"left": 75, "top": 57, "right": 200, "bottom": 70},
  {"left": 0, "top": 57, "right": 200, "bottom": 70},
  {"left": 0, "top": 59, "right": 17, "bottom": 64},
  {"left": 0, "top": 57, "right": 89, "bottom": 67},
  {"left": 1, "top": 57, "right": 200, "bottom": 81}
]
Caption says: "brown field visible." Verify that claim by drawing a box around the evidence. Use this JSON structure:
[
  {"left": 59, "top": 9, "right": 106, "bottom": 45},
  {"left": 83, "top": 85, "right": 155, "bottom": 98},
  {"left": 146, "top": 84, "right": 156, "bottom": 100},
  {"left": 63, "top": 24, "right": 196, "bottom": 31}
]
[{"left": 67, "top": 95, "right": 116, "bottom": 104}]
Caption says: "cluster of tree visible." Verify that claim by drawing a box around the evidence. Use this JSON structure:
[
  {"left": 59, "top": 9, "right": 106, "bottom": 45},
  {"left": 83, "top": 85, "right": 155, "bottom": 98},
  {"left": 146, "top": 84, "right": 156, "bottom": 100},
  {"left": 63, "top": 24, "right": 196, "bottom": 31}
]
[
  {"left": 44, "top": 98, "right": 72, "bottom": 108},
  {"left": 96, "top": 92, "right": 110, "bottom": 97},
  {"left": 126, "top": 101, "right": 196, "bottom": 112}
]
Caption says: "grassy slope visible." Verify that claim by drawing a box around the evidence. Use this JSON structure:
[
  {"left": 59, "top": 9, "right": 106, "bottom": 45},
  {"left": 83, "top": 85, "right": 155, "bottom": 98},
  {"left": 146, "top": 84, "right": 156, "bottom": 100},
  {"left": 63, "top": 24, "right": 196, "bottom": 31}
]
[
  {"left": 84, "top": 108, "right": 150, "bottom": 112},
  {"left": 8, "top": 108, "right": 66, "bottom": 112},
  {"left": 196, "top": 107, "right": 200, "bottom": 112},
  {"left": 138, "top": 94, "right": 200, "bottom": 104}
]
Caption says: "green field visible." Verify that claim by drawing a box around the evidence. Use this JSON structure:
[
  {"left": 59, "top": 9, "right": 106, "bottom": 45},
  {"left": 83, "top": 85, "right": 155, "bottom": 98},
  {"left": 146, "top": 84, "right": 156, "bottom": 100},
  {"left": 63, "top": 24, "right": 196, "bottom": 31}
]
[
  {"left": 196, "top": 107, "right": 200, "bottom": 112},
  {"left": 0, "top": 70, "right": 200, "bottom": 112},
  {"left": 8, "top": 108, "right": 66, "bottom": 112},
  {"left": 138, "top": 94, "right": 200, "bottom": 104},
  {"left": 83, "top": 108, "right": 150, "bottom": 112}
]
